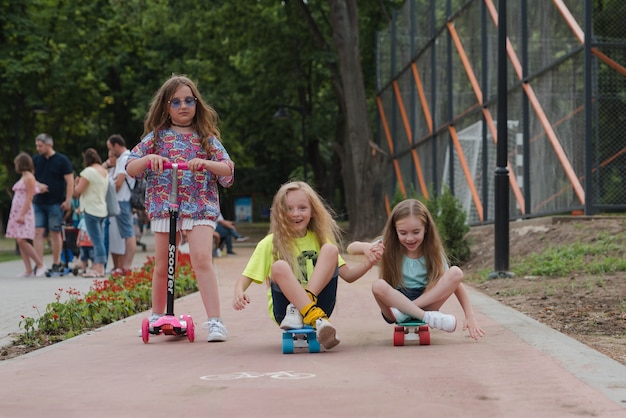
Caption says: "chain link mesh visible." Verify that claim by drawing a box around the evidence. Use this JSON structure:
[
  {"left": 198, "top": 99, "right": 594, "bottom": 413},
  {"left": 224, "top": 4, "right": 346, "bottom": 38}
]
[{"left": 376, "top": 0, "right": 626, "bottom": 223}]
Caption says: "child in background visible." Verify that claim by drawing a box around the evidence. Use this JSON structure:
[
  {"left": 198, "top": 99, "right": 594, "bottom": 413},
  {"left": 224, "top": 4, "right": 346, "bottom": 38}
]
[
  {"left": 6, "top": 153, "right": 46, "bottom": 277},
  {"left": 233, "top": 181, "right": 379, "bottom": 350},
  {"left": 348, "top": 199, "right": 485, "bottom": 340},
  {"left": 126, "top": 74, "right": 234, "bottom": 342},
  {"left": 76, "top": 217, "right": 95, "bottom": 274}
]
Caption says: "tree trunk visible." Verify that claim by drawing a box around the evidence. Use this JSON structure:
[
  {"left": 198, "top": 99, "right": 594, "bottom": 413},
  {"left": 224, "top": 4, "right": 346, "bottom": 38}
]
[{"left": 328, "top": 0, "right": 388, "bottom": 240}]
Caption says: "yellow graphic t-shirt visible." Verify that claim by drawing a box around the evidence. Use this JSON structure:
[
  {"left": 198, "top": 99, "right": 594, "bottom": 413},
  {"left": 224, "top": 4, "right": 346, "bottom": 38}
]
[{"left": 241, "top": 230, "right": 345, "bottom": 319}]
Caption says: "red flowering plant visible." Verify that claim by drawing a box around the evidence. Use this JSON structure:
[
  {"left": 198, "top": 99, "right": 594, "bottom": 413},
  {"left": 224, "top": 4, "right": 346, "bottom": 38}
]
[{"left": 14, "top": 256, "right": 198, "bottom": 350}]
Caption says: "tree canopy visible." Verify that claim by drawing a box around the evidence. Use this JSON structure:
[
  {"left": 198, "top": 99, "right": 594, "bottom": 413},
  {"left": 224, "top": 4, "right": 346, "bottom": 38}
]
[{"left": 1, "top": 0, "right": 402, "bottom": 238}]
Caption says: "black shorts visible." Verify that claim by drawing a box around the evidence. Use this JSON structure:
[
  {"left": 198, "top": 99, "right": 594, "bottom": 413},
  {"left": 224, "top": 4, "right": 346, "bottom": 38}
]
[{"left": 270, "top": 268, "right": 339, "bottom": 325}]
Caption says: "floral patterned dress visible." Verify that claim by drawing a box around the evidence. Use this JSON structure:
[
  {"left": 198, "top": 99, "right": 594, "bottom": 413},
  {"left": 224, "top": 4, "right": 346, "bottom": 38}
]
[{"left": 6, "top": 178, "right": 36, "bottom": 240}]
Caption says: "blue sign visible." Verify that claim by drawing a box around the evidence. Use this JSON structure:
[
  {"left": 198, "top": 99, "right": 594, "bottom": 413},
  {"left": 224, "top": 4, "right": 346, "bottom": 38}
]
[{"left": 235, "top": 196, "right": 253, "bottom": 223}]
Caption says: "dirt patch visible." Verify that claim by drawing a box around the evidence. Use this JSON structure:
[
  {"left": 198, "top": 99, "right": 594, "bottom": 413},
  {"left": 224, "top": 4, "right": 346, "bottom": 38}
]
[{"left": 464, "top": 216, "right": 626, "bottom": 366}]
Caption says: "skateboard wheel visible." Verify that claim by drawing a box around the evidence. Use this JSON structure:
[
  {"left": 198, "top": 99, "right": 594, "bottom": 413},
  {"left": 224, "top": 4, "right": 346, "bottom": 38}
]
[
  {"left": 393, "top": 330, "right": 405, "bottom": 346},
  {"left": 141, "top": 318, "right": 150, "bottom": 344},
  {"left": 308, "top": 333, "right": 321, "bottom": 353},
  {"left": 418, "top": 328, "right": 431, "bottom": 345},
  {"left": 282, "top": 332, "right": 294, "bottom": 354}
]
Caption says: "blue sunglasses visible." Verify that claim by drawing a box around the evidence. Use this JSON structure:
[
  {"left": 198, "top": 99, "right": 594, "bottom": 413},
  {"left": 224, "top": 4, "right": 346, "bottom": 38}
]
[{"left": 168, "top": 96, "right": 197, "bottom": 109}]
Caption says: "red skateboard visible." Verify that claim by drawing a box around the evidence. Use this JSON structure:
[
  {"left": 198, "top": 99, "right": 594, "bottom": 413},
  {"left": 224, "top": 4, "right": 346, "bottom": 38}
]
[{"left": 393, "top": 320, "right": 430, "bottom": 346}]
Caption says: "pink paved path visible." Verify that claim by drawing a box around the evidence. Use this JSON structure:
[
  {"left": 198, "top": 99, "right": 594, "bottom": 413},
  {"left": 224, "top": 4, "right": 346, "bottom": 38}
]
[{"left": 0, "top": 248, "right": 625, "bottom": 417}]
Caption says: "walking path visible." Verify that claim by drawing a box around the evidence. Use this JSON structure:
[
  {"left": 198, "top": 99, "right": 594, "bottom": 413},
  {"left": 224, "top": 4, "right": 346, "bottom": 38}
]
[{"left": 0, "top": 237, "right": 625, "bottom": 417}]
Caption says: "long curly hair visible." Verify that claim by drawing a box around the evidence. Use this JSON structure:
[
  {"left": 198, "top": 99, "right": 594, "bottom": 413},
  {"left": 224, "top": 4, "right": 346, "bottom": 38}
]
[
  {"left": 269, "top": 181, "right": 342, "bottom": 283},
  {"left": 142, "top": 74, "right": 220, "bottom": 155},
  {"left": 379, "top": 199, "right": 447, "bottom": 290}
]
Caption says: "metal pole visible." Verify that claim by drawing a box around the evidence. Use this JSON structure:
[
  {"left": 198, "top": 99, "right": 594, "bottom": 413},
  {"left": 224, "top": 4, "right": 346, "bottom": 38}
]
[
  {"left": 491, "top": 0, "right": 513, "bottom": 278},
  {"left": 583, "top": 0, "right": 593, "bottom": 215}
]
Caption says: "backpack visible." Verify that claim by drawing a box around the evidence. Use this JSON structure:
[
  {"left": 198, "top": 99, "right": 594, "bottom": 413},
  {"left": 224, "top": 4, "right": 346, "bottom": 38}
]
[{"left": 125, "top": 177, "right": 146, "bottom": 211}]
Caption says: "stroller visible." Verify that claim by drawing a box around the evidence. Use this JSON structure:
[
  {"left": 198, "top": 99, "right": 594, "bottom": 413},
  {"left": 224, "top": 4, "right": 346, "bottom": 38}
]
[{"left": 45, "top": 224, "right": 80, "bottom": 277}]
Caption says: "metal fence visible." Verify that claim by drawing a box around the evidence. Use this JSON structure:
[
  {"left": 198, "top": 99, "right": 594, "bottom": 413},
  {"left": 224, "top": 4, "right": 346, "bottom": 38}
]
[{"left": 376, "top": 0, "right": 626, "bottom": 225}]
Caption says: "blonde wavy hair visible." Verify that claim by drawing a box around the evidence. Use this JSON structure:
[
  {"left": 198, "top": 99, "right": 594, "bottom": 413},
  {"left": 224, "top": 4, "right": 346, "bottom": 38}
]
[
  {"left": 269, "top": 181, "right": 342, "bottom": 283},
  {"left": 143, "top": 74, "right": 220, "bottom": 154},
  {"left": 379, "top": 199, "right": 447, "bottom": 290}
]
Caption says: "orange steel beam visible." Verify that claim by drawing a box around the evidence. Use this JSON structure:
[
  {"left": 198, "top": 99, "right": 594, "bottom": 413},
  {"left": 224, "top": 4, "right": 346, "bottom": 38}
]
[
  {"left": 376, "top": 96, "right": 407, "bottom": 197},
  {"left": 448, "top": 125, "right": 484, "bottom": 221},
  {"left": 533, "top": 146, "right": 626, "bottom": 211},
  {"left": 591, "top": 49, "right": 626, "bottom": 77},
  {"left": 385, "top": 194, "right": 391, "bottom": 216},
  {"left": 484, "top": 0, "right": 585, "bottom": 205},
  {"left": 447, "top": 23, "right": 483, "bottom": 103},
  {"left": 529, "top": 104, "right": 585, "bottom": 144},
  {"left": 553, "top": 0, "right": 626, "bottom": 77},
  {"left": 392, "top": 80, "right": 429, "bottom": 199},
  {"left": 447, "top": 21, "right": 526, "bottom": 213},
  {"left": 410, "top": 63, "right": 433, "bottom": 133},
  {"left": 600, "top": 146, "right": 626, "bottom": 166}
]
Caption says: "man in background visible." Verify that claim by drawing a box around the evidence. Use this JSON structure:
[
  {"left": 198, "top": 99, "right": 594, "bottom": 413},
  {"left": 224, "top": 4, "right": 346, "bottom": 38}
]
[
  {"left": 33, "top": 133, "right": 74, "bottom": 272},
  {"left": 104, "top": 134, "right": 136, "bottom": 272}
]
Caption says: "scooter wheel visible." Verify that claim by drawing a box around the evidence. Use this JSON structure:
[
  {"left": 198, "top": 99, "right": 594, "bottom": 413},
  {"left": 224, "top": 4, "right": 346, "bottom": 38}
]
[
  {"left": 141, "top": 318, "right": 150, "bottom": 344},
  {"left": 183, "top": 315, "right": 195, "bottom": 342}
]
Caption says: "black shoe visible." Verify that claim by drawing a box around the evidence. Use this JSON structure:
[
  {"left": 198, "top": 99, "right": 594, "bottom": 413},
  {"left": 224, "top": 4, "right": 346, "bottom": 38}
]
[
  {"left": 51, "top": 263, "right": 64, "bottom": 272},
  {"left": 227, "top": 251, "right": 237, "bottom": 256}
]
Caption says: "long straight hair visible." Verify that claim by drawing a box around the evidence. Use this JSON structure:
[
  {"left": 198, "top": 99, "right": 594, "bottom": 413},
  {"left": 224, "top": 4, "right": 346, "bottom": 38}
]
[{"left": 379, "top": 199, "right": 447, "bottom": 290}]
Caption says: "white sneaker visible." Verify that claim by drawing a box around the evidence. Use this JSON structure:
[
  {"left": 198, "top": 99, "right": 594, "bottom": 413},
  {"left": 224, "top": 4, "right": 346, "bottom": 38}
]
[
  {"left": 35, "top": 264, "right": 47, "bottom": 277},
  {"left": 423, "top": 311, "right": 457, "bottom": 332},
  {"left": 204, "top": 319, "right": 228, "bottom": 342},
  {"left": 315, "top": 318, "right": 340, "bottom": 350},
  {"left": 390, "top": 307, "right": 412, "bottom": 323},
  {"left": 215, "top": 248, "right": 222, "bottom": 258},
  {"left": 235, "top": 236, "right": 249, "bottom": 242},
  {"left": 279, "top": 304, "right": 304, "bottom": 330}
]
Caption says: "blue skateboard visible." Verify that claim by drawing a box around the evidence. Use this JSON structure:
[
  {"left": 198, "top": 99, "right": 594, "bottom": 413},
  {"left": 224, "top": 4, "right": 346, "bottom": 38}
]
[
  {"left": 282, "top": 326, "right": 321, "bottom": 354},
  {"left": 45, "top": 266, "right": 73, "bottom": 277},
  {"left": 393, "top": 320, "right": 430, "bottom": 346}
]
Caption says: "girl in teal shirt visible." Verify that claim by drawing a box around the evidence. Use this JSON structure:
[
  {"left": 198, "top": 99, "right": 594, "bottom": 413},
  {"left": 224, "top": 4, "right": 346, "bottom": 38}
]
[{"left": 348, "top": 199, "right": 485, "bottom": 340}]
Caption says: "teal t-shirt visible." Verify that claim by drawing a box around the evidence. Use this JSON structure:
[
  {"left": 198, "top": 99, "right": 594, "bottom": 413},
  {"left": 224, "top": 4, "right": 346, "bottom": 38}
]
[{"left": 401, "top": 255, "right": 449, "bottom": 289}]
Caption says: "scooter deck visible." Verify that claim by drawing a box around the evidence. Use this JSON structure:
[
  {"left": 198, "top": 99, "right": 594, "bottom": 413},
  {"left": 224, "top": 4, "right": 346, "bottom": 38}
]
[{"left": 141, "top": 314, "right": 195, "bottom": 343}]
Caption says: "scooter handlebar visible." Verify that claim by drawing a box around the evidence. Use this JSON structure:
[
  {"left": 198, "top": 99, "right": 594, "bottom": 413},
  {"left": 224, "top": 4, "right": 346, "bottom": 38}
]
[{"left": 146, "top": 161, "right": 198, "bottom": 170}]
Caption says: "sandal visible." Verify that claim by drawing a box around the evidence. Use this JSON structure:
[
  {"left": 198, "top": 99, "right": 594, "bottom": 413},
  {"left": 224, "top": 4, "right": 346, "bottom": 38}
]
[{"left": 82, "top": 270, "right": 105, "bottom": 278}]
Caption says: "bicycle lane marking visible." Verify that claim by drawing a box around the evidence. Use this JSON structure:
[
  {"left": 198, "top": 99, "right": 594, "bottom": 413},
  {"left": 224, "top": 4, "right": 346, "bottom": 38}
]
[{"left": 200, "top": 371, "right": 316, "bottom": 381}]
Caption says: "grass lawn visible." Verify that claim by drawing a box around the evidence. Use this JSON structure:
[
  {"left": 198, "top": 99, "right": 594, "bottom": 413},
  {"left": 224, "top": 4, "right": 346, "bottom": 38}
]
[{"left": 0, "top": 237, "right": 22, "bottom": 262}]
